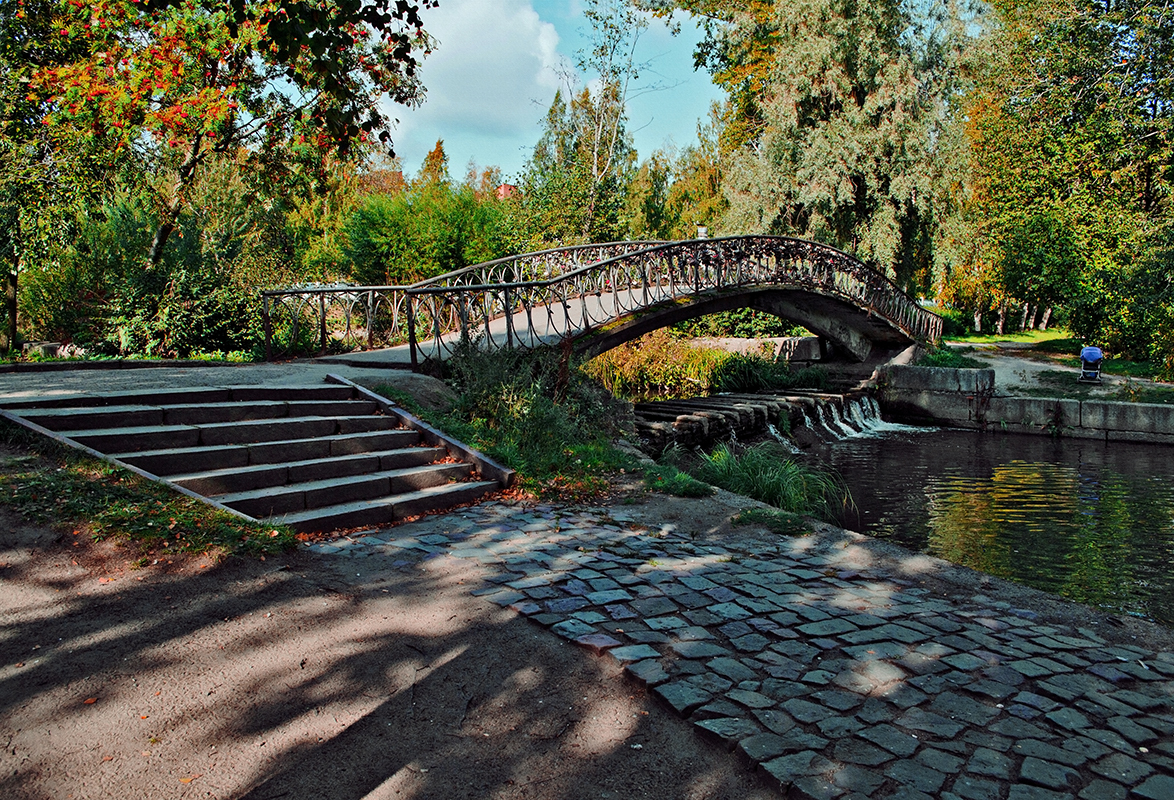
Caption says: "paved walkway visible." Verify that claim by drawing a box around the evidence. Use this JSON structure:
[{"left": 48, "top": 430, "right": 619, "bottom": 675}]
[
  {"left": 0, "top": 360, "right": 425, "bottom": 406},
  {"left": 306, "top": 500, "right": 1174, "bottom": 799}
]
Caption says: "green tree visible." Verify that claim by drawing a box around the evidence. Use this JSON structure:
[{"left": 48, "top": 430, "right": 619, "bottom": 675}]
[
  {"left": 960, "top": 0, "right": 1174, "bottom": 352},
  {"left": 0, "top": 0, "right": 113, "bottom": 352},
  {"left": 518, "top": 0, "right": 645, "bottom": 246},
  {"left": 664, "top": 104, "right": 728, "bottom": 239},
  {"left": 34, "top": 0, "right": 435, "bottom": 268},
  {"left": 625, "top": 149, "right": 674, "bottom": 239},
  {"left": 346, "top": 146, "right": 512, "bottom": 284}
]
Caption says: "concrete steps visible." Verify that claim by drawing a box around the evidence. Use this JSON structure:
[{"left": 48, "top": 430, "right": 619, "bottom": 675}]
[{"left": 1, "top": 379, "right": 513, "bottom": 533}]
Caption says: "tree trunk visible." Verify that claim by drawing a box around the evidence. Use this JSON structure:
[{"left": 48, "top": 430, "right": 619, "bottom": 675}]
[
  {"left": 1029, "top": 305, "right": 1040, "bottom": 330},
  {"left": 147, "top": 133, "right": 204, "bottom": 267},
  {"left": 2, "top": 239, "right": 16, "bottom": 354},
  {"left": 996, "top": 303, "right": 1006, "bottom": 335},
  {"left": 1019, "top": 303, "right": 1030, "bottom": 331},
  {"left": 2, "top": 271, "right": 15, "bottom": 355},
  {"left": 1040, "top": 307, "right": 1053, "bottom": 331},
  {"left": 973, "top": 307, "right": 982, "bottom": 333}
]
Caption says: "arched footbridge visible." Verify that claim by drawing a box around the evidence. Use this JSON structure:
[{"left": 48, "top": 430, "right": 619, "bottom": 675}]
[{"left": 261, "top": 236, "right": 943, "bottom": 365}]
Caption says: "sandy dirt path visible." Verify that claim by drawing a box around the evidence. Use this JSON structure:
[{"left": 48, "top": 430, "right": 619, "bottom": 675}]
[{"left": 0, "top": 507, "right": 776, "bottom": 800}]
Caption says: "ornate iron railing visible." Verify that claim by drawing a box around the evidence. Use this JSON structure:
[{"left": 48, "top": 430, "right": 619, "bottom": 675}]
[
  {"left": 259, "top": 236, "right": 942, "bottom": 362},
  {"left": 260, "top": 284, "right": 413, "bottom": 360}
]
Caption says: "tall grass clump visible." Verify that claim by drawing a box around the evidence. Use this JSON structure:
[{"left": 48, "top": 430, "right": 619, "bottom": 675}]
[
  {"left": 432, "top": 341, "right": 636, "bottom": 498},
  {"left": 685, "top": 442, "right": 850, "bottom": 520}
]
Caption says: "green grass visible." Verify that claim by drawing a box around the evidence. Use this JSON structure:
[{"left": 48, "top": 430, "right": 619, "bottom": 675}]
[
  {"left": 1016, "top": 370, "right": 1174, "bottom": 404},
  {"left": 395, "top": 344, "right": 640, "bottom": 501},
  {"left": 0, "top": 425, "right": 297, "bottom": 557},
  {"left": 916, "top": 345, "right": 987, "bottom": 369},
  {"left": 373, "top": 385, "right": 428, "bottom": 416},
  {"left": 732, "top": 507, "right": 813, "bottom": 536},
  {"left": 640, "top": 463, "right": 715, "bottom": 498},
  {"left": 945, "top": 329, "right": 1162, "bottom": 381},
  {"left": 668, "top": 442, "right": 851, "bottom": 520},
  {"left": 944, "top": 328, "right": 1071, "bottom": 346},
  {"left": 1021, "top": 337, "right": 1155, "bottom": 378}
]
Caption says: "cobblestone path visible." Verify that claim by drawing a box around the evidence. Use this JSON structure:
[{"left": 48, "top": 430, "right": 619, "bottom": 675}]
[{"left": 305, "top": 501, "right": 1174, "bottom": 799}]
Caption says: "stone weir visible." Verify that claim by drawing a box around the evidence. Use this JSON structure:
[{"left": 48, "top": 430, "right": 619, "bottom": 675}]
[{"left": 634, "top": 392, "right": 889, "bottom": 455}]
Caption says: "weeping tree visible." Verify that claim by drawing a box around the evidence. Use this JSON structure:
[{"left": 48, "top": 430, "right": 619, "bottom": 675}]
[{"left": 662, "top": 0, "right": 958, "bottom": 288}]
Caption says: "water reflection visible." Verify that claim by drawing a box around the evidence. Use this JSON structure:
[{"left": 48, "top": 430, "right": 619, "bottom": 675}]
[{"left": 823, "top": 430, "right": 1174, "bottom": 626}]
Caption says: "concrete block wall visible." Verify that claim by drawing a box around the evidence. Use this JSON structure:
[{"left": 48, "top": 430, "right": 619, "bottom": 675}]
[{"left": 876, "top": 365, "right": 1174, "bottom": 444}]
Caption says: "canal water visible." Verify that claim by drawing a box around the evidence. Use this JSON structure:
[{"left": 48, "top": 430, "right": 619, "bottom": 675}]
[{"left": 817, "top": 426, "right": 1174, "bottom": 627}]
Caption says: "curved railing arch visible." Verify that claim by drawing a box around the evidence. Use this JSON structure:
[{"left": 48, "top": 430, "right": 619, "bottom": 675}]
[{"left": 260, "top": 236, "right": 941, "bottom": 361}]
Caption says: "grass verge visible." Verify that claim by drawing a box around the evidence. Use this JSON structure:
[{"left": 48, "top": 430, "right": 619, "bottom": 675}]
[
  {"left": 0, "top": 422, "right": 297, "bottom": 558},
  {"left": 944, "top": 329, "right": 1071, "bottom": 346}
]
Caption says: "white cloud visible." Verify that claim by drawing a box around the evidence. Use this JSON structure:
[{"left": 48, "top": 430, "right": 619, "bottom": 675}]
[{"left": 385, "top": 0, "right": 566, "bottom": 175}]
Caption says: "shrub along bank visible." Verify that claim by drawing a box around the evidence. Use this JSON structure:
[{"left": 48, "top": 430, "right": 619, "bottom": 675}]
[
  {"left": 397, "top": 343, "right": 849, "bottom": 523},
  {"left": 581, "top": 330, "right": 828, "bottom": 401}
]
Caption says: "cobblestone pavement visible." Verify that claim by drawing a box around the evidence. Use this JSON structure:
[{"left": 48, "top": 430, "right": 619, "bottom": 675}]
[{"left": 305, "top": 500, "right": 1174, "bottom": 800}]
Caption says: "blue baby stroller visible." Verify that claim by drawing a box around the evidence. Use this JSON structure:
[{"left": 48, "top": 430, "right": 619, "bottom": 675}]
[{"left": 1079, "top": 345, "right": 1103, "bottom": 384}]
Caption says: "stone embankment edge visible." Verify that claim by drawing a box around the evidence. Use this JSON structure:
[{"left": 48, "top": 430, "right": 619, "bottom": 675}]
[{"left": 876, "top": 364, "right": 1174, "bottom": 444}]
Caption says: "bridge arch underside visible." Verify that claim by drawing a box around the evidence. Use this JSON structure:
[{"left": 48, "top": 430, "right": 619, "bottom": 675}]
[{"left": 573, "top": 287, "right": 915, "bottom": 363}]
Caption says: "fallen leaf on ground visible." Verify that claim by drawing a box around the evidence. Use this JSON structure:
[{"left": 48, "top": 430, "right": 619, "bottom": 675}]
[
  {"left": 179, "top": 774, "right": 202, "bottom": 784},
  {"left": 83, "top": 697, "right": 97, "bottom": 705}
]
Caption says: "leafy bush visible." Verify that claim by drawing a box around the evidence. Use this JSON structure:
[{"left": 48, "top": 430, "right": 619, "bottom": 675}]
[
  {"left": 582, "top": 330, "right": 736, "bottom": 400},
  {"left": 345, "top": 183, "right": 512, "bottom": 285},
  {"left": 432, "top": 342, "right": 637, "bottom": 498},
  {"left": 583, "top": 331, "right": 829, "bottom": 400},
  {"left": 712, "top": 356, "right": 828, "bottom": 393},
  {"left": 18, "top": 160, "right": 291, "bottom": 358}
]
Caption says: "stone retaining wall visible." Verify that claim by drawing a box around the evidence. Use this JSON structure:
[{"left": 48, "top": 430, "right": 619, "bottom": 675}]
[{"left": 877, "top": 364, "right": 1174, "bottom": 444}]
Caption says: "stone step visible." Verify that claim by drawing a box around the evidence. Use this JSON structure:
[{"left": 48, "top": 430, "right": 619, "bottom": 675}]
[
  {"left": 12, "top": 400, "right": 382, "bottom": 431},
  {"left": 0, "top": 384, "right": 356, "bottom": 411},
  {"left": 5, "top": 378, "right": 508, "bottom": 534},
  {"left": 161, "top": 399, "right": 379, "bottom": 426},
  {"left": 168, "top": 447, "right": 446, "bottom": 495},
  {"left": 69, "top": 415, "right": 400, "bottom": 451},
  {"left": 216, "top": 462, "right": 474, "bottom": 518},
  {"left": 274, "top": 480, "right": 500, "bottom": 533},
  {"left": 116, "top": 429, "right": 423, "bottom": 475}
]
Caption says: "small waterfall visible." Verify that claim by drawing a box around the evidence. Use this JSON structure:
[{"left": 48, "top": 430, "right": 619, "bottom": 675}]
[
  {"left": 798, "top": 395, "right": 930, "bottom": 443},
  {"left": 768, "top": 423, "right": 802, "bottom": 453},
  {"left": 822, "top": 403, "right": 856, "bottom": 439}
]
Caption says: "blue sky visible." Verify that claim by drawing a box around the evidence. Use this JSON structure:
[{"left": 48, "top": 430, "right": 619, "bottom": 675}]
[{"left": 382, "top": 0, "right": 725, "bottom": 180}]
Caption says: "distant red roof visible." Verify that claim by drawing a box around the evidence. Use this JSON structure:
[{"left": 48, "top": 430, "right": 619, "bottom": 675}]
[{"left": 496, "top": 183, "right": 519, "bottom": 200}]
